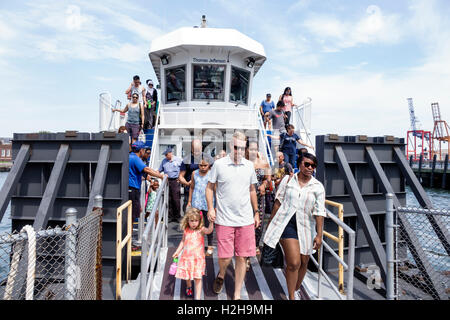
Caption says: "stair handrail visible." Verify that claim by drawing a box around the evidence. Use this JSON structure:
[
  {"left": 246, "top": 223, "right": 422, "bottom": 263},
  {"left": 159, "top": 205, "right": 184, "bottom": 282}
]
[
  {"left": 293, "top": 98, "right": 314, "bottom": 150},
  {"left": 309, "top": 204, "right": 355, "bottom": 300},
  {"left": 149, "top": 105, "right": 162, "bottom": 170},
  {"left": 257, "top": 110, "right": 274, "bottom": 167},
  {"left": 139, "top": 175, "right": 169, "bottom": 300}
]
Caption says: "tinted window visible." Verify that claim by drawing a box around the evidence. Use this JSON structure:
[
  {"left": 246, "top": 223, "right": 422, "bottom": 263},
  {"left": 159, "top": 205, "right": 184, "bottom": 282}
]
[
  {"left": 165, "top": 66, "right": 186, "bottom": 103},
  {"left": 229, "top": 67, "right": 250, "bottom": 105},
  {"left": 192, "top": 65, "right": 225, "bottom": 100}
]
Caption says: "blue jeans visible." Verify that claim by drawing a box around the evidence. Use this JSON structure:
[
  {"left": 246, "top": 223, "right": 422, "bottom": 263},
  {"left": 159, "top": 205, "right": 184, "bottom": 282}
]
[{"left": 283, "top": 152, "right": 297, "bottom": 169}]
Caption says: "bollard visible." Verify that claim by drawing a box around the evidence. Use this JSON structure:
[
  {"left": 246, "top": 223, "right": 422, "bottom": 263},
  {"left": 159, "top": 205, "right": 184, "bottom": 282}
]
[
  {"left": 442, "top": 154, "right": 448, "bottom": 189},
  {"left": 65, "top": 208, "right": 78, "bottom": 300},
  {"left": 430, "top": 154, "right": 437, "bottom": 188},
  {"left": 93, "top": 195, "right": 103, "bottom": 209},
  {"left": 385, "top": 194, "right": 395, "bottom": 300}
]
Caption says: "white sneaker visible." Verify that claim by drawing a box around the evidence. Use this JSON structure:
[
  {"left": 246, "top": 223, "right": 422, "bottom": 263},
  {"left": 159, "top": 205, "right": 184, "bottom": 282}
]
[{"left": 294, "top": 289, "right": 302, "bottom": 300}]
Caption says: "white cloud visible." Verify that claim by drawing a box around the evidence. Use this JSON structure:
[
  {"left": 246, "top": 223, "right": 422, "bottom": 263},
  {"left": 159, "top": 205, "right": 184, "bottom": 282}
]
[
  {"left": 0, "top": 19, "right": 16, "bottom": 40},
  {"left": 303, "top": 5, "right": 403, "bottom": 50},
  {"left": 0, "top": 2, "right": 162, "bottom": 63}
]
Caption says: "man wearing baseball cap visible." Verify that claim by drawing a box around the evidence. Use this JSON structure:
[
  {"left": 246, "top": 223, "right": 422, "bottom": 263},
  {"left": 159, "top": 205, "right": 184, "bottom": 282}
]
[
  {"left": 158, "top": 147, "right": 183, "bottom": 222},
  {"left": 129, "top": 141, "right": 164, "bottom": 221}
]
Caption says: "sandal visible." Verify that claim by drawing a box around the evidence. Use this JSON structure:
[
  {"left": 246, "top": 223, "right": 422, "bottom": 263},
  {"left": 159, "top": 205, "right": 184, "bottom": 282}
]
[
  {"left": 186, "top": 287, "right": 193, "bottom": 298},
  {"left": 206, "top": 246, "right": 214, "bottom": 256}
]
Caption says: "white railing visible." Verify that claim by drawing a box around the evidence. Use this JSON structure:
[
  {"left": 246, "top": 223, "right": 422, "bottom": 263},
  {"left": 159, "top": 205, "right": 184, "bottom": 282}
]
[
  {"left": 257, "top": 110, "right": 274, "bottom": 167},
  {"left": 139, "top": 176, "right": 169, "bottom": 300},
  {"left": 99, "top": 92, "right": 124, "bottom": 132},
  {"left": 148, "top": 107, "right": 161, "bottom": 170},
  {"left": 292, "top": 98, "right": 314, "bottom": 149},
  {"left": 158, "top": 105, "right": 258, "bottom": 128}
]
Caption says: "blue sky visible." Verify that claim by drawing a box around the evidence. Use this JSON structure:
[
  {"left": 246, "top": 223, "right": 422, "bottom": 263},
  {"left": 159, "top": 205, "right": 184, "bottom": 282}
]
[{"left": 1, "top": 0, "right": 449, "bottom": 140}]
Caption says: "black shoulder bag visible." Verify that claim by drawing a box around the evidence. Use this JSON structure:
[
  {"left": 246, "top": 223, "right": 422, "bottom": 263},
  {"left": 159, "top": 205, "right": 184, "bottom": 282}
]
[{"left": 260, "top": 175, "right": 292, "bottom": 268}]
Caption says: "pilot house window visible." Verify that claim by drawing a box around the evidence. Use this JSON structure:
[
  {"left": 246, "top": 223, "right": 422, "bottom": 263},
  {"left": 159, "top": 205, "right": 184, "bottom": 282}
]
[
  {"left": 192, "top": 65, "right": 225, "bottom": 101},
  {"left": 229, "top": 66, "right": 250, "bottom": 105},
  {"left": 165, "top": 65, "right": 186, "bottom": 103}
]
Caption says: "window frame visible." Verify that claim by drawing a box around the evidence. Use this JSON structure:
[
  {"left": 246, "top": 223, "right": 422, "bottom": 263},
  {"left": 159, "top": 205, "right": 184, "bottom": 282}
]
[
  {"left": 191, "top": 64, "right": 226, "bottom": 102},
  {"left": 228, "top": 65, "right": 251, "bottom": 106},
  {"left": 164, "top": 64, "right": 187, "bottom": 104}
]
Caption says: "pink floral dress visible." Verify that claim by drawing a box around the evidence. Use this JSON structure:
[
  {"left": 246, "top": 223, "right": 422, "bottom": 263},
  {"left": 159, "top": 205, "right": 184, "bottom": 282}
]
[{"left": 175, "top": 228, "right": 206, "bottom": 280}]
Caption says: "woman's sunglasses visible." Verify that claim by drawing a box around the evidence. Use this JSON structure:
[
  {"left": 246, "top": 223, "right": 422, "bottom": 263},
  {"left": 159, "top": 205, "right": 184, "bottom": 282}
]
[
  {"left": 233, "top": 146, "right": 245, "bottom": 151},
  {"left": 132, "top": 96, "right": 138, "bottom": 99},
  {"left": 303, "top": 162, "right": 317, "bottom": 169}
]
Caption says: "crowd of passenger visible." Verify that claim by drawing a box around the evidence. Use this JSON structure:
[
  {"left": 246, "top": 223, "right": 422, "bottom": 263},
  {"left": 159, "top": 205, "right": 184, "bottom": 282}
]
[{"left": 122, "top": 75, "right": 325, "bottom": 300}]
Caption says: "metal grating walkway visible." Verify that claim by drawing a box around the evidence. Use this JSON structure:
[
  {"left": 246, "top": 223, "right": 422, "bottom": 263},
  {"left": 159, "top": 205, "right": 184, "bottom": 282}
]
[{"left": 152, "top": 247, "right": 310, "bottom": 300}]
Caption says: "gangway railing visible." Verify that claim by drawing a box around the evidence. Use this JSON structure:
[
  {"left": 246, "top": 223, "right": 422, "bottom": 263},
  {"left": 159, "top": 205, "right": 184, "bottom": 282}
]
[
  {"left": 292, "top": 98, "right": 314, "bottom": 150},
  {"left": 115, "top": 200, "right": 132, "bottom": 300},
  {"left": 323, "top": 200, "right": 345, "bottom": 293},
  {"left": 257, "top": 110, "right": 274, "bottom": 167},
  {"left": 309, "top": 203, "right": 356, "bottom": 300},
  {"left": 139, "top": 176, "right": 169, "bottom": 300},
  {"left": 148, "top": 106, "right": 161, "bottom": 170}
]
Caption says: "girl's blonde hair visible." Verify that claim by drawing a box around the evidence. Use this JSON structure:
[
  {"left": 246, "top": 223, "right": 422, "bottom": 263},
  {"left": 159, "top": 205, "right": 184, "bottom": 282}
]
[{"left": 179, "top": 207, "right": 204, "bottom": 231}]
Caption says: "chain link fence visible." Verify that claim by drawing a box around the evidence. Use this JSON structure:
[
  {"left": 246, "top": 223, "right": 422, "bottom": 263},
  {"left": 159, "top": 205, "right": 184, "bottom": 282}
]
[
  {"left": 395, "top": 207, "right": 450, "bottom": 300},
  {"left": 0, "top": 209, "right": 103, "bottom": 300}
]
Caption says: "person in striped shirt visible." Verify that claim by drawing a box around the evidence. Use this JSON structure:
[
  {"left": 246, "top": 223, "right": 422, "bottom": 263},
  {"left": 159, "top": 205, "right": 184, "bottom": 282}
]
[{"left": 263, "top": 152, "right": 326, "bottom": 300}]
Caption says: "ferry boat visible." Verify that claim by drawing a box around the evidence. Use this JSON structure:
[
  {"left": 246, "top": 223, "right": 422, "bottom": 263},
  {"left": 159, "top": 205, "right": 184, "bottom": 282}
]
[
  {"left": 1, "top": 16, "right": 448, "bottom": 302},
  {"left": 99, "top": 16, "right": 379, "bottom": 301}
]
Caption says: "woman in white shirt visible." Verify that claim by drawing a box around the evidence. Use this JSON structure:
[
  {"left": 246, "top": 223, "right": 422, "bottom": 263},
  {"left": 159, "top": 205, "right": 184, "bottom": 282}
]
[{"left": 263, "top": 153, "right": 326, "bottom": 300}]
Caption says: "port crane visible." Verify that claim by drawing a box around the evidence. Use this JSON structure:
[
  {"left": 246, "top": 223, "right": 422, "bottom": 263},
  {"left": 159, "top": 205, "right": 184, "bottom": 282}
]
[
  {"left": 430, "top": 102, "right": 450, "bottom": 161},
  {"left": 406, "top": 98, "right": 431, "bottom": 161}
]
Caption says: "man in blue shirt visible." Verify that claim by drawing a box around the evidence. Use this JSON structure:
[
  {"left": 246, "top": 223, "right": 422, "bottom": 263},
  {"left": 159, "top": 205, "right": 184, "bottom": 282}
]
[
  {"left": 129, "top": 141, "right": 164, "bottom": 221},
  {"left": 158, "top": 148, "right": 183, "bottom": 222},
  {"left": 279, "top": 124, "right": 314, "bottom": 169}
]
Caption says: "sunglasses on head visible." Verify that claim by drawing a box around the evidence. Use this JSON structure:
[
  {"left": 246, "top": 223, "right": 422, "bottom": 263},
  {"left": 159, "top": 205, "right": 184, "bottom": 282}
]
[
  {"left": 233, "top": 145, "right": 245, "bottom": 151},
  {"left": 303, "top": 162, "right": 317, "bottom": 169}
]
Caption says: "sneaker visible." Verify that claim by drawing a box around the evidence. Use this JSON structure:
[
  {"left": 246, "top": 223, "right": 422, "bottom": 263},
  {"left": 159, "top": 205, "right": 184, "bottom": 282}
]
[
  {"left": 186, "top": 287, "right": 193, "bottom": 298},
  {"left": 213, "top": 274, "right": 224, "bottom": 294}
]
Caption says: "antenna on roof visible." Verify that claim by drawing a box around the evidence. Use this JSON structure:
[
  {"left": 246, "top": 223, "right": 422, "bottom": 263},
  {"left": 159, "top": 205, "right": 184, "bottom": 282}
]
[{"left": 201, "top": 15, "right": 207, "bottom": 28}]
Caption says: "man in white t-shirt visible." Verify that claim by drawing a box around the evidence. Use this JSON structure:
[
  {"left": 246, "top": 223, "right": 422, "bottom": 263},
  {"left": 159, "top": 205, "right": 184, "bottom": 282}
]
[{"left": 206, "top": 131, "right": 260, "bottom": 300}]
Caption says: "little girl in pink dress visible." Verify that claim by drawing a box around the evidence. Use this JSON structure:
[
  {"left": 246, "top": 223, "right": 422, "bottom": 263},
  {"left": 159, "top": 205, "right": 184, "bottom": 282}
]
[{"left": 172, "top": 207, "right": 214, "bottom": 299}]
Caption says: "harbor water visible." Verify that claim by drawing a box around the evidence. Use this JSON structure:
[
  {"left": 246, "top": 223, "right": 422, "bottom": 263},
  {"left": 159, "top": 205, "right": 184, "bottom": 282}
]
[{"left": 0, "top": 172, "right": 449, "bottom": 231}]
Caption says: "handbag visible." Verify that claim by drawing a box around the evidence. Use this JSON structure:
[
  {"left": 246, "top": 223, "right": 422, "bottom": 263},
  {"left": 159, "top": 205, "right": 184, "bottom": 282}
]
[
  {"left": 261, "top": 243, "right": 284, "bottom": 268},
  {"left": 260, "top": 175, "right": 293, "bottom": 269}
]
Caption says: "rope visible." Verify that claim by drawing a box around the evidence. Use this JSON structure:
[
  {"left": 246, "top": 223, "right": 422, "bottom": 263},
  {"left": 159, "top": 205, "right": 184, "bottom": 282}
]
[
  {"left": 3, "top": 240, "right": 24, "bottom": 300},
  {"left": 22, "top": 225, "right": 36, "bottom": 300},
  {"left": 2, "top": 225, "right": 36, "bottom": 300}
]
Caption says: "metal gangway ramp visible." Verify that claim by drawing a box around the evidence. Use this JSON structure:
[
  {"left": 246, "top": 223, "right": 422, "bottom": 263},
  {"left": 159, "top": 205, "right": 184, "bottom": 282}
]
[{"left": 116, "top": 175, "right": 357, "bottom": 301}]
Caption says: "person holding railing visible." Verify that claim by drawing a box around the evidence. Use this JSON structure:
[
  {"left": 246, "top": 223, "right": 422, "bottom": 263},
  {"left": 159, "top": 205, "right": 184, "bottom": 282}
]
[
  {"left": 279, "top": 124, "right": 314, "bottom": 169},
  {"left": 263, "top": 153, "right": 325, "bottom": 300},
  {"left": 128, "top": 141, "right": 164, "bottom": 221},
  {"left": 113, "top": 92, "right": 144, "bottom": 144}
]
